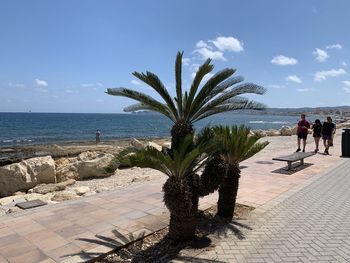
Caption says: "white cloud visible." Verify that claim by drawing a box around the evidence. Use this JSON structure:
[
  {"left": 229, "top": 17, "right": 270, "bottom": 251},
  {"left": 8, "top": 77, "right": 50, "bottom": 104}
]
[
  {"left": 130, "top": 80, "right": 141, "bottom": 85},
  {"left": 343, "top": 87, "right": 350, "bottom": 93},
  {"left": 97, "top": 82, "right": 103, "bottom": 87},
  {"left": 286, "top": 75, "right": 302, "bottom": 84},
  {"left": 196, "top": 40, "right": 210, "bottom": 49},
  {"left": 326, "top": 44, "right": 342, "bottom": 50},
  {"left": 35, "top": 79, "right": 48, "bottom": 87},
  {"left": 182, "top": 57, "right": 191, "bottom": 66},
  {"left": 271, "top": 55, "right": 298, "bottom": 66},
  {"left": 194, "top": 47, "right": 226, "bottom": 61},
  {"left": 210, "top": 36, "right": 244, "bottom": 52},
  {"left": 343, "top": 81, "right": 350, "bottom": 87},
  {"left": 341, "top": 61, "right": 347, "bottom": 67},
  {"left": 314, "top": 68, "right": 346, "bottom": 82},
  {"left": 269, "top": 84, "right": 286, "bottom": 89},
  {"left": 65, "top": 89, "right": 74, "bottom": 94},
  {"left": 82, "top": 83, "right": 94, "bottom": 88},
  {"left": 313, "top": 48, "right": 329, "bottom": 62},
  {"left": 296, "top": 88, "right": 309, "bottom": 92},
  {"left": 8, "top": 82, "right": 25, "bottom": 88}
]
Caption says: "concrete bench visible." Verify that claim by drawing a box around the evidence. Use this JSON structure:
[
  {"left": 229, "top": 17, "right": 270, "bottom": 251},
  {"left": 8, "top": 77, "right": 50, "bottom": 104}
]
[{"left": 272, "top": 152, "right": 316, "bottom": 170}]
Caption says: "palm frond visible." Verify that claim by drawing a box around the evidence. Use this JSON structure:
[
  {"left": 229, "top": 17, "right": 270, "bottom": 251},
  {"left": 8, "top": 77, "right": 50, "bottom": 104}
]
[
  {"left": 189, "top": 68, "right": 236, "bottom": 119},
  {"left": 184, "top": 59, "right": 214, "bottom": 116},
  {"left": 132, "top": 71, "right": 178, "bottom": 119},
  {"left": 175, "top": 51, "right": 183, "bottom": 116},
  {"left": 106, "top": 87, "right": 175, "bottom": 121},
  {"left": 193, "top": 99, "right": 266, "bottom": 122}
]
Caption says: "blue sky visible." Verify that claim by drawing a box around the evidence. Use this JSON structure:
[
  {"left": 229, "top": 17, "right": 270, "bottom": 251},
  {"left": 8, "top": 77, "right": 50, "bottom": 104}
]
[{"left": 1, "top": 0, "right": 350, "bottom": 113}]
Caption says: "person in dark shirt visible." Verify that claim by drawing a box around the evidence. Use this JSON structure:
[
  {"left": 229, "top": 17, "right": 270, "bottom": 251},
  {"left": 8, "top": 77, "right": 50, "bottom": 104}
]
[
  {"left": 312, "top": 119, "right": 322, "bottom": 153},
  {"left": 296, "top": 114, "right": 310, "bottom": 152},
  {"left": 95, "top": 130, "right": 101, "bottom": 144},
  {"left": 321, "top": 116, "right": 335, "bottom": 155}
]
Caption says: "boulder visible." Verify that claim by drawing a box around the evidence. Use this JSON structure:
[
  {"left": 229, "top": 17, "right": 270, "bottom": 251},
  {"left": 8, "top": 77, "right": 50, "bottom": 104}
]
[
  {"left": 51, "top": 191, "right": 79, "bottom": 202},
  {"left": 266, "top": 129, "right": 280, "bottom": 136},
  {"left": 30, "top": 183, "right": 66, "bottom": 194},
  {"left": 253, "top": 130, "right": 267, "bottom": 137},
  {"left": 145, "top": 141, "right": 162, "bottom": 151},
  {"left": 56, "top": 164, "right": 79, "bottom": 182},
  {"left": 60, "top": 179, "right": 76, "bottom": 187},
  {"left": 291, "top": 126, "right": 298, "bottom": 135},
  {"left": 161, "top": 142, "right": 171, "bottom": 149},
  {"left": 280, "top": 126, "right": 293, "bottom": 136},
  {"left": 72, "top": 186, "right": 90, "bottom": 196},
  {"left": 130, "top": 138, "right": 144, "bottom": 149},
  {"left": 0, "top": 156, "right": 56, "bottom": 197},
  {"left": 77, "top": 154, "right": 114, "bottom": 179},
  {"left": 77, "top": 151, "right": 100, "bottom": 161}
]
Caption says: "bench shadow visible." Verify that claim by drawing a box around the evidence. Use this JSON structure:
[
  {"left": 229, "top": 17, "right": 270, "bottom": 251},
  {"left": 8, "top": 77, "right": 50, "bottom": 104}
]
[
  {"left": 63, "top": 209, "right": 253, "bottom": 262},
  {"left": 272, "top": 163, "right": 313, "bottom": 175}
]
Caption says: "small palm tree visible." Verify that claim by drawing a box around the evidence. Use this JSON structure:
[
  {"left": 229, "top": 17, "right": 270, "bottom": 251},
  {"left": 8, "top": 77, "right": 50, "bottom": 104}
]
[
  {"left": 106, "top": 51, "right": 266, "bottom": 150},
  {"left": 119, "top": 134, "right": 214, "bottom": 241},
  {"left": 211, "top": 126, "right": 269, "bottom": 220}
]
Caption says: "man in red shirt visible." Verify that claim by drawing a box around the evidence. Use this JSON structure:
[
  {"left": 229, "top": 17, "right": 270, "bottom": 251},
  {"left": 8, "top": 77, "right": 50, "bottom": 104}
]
[{"left": 296, "top": 114, "right": 310, "bottom": 152}]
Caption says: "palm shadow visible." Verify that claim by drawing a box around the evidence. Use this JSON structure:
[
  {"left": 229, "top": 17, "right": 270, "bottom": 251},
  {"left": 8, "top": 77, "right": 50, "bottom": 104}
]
[{"left": 64, "top": 209, "right": 253, "bottom": 262}]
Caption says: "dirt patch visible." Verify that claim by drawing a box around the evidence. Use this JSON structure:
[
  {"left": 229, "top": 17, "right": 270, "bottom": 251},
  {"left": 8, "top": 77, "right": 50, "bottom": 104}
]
[{"left": 97, "top": 204, "right": 254, "bottom": 263}]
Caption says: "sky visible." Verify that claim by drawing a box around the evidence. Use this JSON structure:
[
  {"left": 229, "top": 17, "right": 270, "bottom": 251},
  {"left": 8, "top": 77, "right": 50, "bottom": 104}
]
[{"left": 1, "top": 0, "right": 350, "bottom": 113}]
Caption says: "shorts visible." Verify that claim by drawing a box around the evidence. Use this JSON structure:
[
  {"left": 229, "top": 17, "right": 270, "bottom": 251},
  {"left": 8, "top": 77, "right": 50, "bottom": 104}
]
[
  {"left": 323, "top": 135, "right": 332, "bottom": 140},
  {"left": 313, "top": 133, "right": 321, "bottom": 138},
  {"left": 297, "top": 133, "right": 308, "bottom": 140}
]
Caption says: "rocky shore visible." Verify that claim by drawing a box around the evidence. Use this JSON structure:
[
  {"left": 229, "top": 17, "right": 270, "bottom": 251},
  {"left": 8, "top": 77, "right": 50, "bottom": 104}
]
[{"left": 1, "top": 121, "right": 350, "bottom": 216}]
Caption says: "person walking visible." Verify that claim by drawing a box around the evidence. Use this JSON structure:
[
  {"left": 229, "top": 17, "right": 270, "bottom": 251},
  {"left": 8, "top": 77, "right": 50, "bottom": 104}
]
[
  {"left": 296, "top": 114, "right": 310, "bottom": 152},
  {"left": 312, "top": 119, "right": 322, "bottom": 153},
  {"left": 95, "top": 130, "right": 101, "bottom": 144},
  {"left": 321, "top": 117, "right": 335, "bottom": 155}
]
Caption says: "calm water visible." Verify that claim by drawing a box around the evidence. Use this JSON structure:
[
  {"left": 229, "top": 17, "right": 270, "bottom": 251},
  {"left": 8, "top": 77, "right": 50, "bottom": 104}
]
[{"left": 0, "top": 112, "right": 313, "bottom": 147}]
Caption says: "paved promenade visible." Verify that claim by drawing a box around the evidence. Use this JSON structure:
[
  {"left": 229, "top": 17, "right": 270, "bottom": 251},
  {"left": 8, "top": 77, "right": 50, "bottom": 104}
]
[
  {"left": 175, "top": 159, "right": 350, "bottom": 262},
  {"left": 0, "top": 133, "right": 345, "bottom": 262}
]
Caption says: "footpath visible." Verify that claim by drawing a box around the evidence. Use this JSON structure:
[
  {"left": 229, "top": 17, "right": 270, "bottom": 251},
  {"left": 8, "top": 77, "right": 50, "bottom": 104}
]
[
  {"left": 0, "top": 134, "right": 345, "bottom": 262},
  {"left": 174, "top": 158, "right": 350, "bottom": 262}
]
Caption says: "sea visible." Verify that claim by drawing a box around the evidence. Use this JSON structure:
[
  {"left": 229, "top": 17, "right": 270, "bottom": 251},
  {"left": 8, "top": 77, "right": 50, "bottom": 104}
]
[{"left": 0, "top": 112, "right": 320, "bottom": 147}]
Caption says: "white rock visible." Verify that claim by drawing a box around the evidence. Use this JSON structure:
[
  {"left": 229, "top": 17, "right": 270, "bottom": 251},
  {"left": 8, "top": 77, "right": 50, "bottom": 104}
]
[
  {"left": 51, "top": 191, "right": 79, "bottom": 202},
  {"left": 253, "top": 130, "right": 267, "bottom": 137},
  {"left": 291, "top": 126, "right": 298, "bottom": 135},
  {"left": 130, "top": 138, "right": 144, "bottom": 149},
  {"left": 31, "top": 183, "right": 66, "bottom": 194},
  {"left": 266, "top": 129, "right": 280, "bottom": 136},
  {"left": 280, "top": 126, "right": 293, "bottom": 136},
  {"left": 77, "top": 154, "right": 114, "bottom": 179},
  {"left": 77, "top": 151, "right": 101, "bottom": 161},
  {"left": 83, "top": 191, "right": 96, "bottom": 197},
  {"left": 0, "top": 156, "right": 56, "bottom": 197},
  {"left": 145, "top": 141, "right": 163, "bottom": 151},
  {"left": 72, "top": 186, "right": 90, "bottom": 196},
  {"left": 162, "top": 142, "right": 171, "bottom": 149}
]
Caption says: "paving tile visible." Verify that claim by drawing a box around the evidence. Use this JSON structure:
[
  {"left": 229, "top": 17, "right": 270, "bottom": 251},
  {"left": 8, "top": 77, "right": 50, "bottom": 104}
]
[
  {"left": 6, "top": 249, "right": 48, "bottom": 263},
  {"left": 44, "top": 242, "right": 83, "bottom": 262}
]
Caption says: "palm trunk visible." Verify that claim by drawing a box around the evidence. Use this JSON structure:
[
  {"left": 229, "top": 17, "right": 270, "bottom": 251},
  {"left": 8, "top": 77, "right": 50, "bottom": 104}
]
[
  {"left": 168, "top": 203, "right": 197, "bottom": 241},
  {"left": 217, "top": 166, "right": 240, "bottom": 220},
  {"left": 163, "top": 176, "right": 199, "bottom": 241},
  {"left": 170, "top": 121, "right": 193, "bottom": 151}
]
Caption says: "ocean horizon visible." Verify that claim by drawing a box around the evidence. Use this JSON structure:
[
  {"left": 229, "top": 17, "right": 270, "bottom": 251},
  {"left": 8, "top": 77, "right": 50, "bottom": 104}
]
[{"left": 0, "top": 112, "right": 326, "bottom": 147}]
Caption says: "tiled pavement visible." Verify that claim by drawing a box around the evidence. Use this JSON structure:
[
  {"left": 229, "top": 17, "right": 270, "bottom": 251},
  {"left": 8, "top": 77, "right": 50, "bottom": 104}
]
[
  {"left": 0, "top": 133, "right": 346, "bottom": 262},
  {"left": 173, "top": 160, "right": 350, "bottom": 262}
]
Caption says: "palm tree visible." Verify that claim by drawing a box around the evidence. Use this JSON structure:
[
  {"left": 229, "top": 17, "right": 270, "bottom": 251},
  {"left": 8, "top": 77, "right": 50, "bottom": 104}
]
[
  {"left": 106, "top": 51, "right": 266, "bottom": 150},
  {"left": 118, "top": 134, "right": 214, "bottom": 241},
  {"left": 211, "top": 126, "right": 269, "bottom": 220}
]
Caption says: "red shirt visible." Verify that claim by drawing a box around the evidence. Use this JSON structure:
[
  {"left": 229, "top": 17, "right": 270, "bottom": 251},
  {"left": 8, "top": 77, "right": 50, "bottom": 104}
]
[{"left": 297, "top": 120, "right": 310, "bottom": 134}]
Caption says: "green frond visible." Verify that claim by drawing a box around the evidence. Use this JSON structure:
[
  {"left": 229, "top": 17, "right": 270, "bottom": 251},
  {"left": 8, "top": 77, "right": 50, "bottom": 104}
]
[
  {"left": 184, "top": 59, "right": 214, "bottom": 116},
  {"left": 175, "top": 51, "right": 183, "bottom": 116},
  {"left": 193, "top": 99, "right": 266, "bottom": 122},
  {"left": 106, "top": 87, "right": 175, "bottom": 121},
  {"left": 132, "top": 71, "right": 178, "bottom": 119},
  {"left": 189, "top": 68, "right": 236, "bottom": 119},
  {"left": 211, "top": 125, "right": 269, "bottom": 165}
]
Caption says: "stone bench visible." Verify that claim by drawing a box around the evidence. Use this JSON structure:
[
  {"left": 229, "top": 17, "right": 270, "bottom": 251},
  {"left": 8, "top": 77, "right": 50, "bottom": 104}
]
[{"left": 272, "top": 152, "right": 316, "bottom": 170}]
